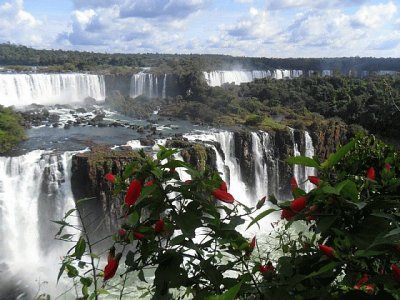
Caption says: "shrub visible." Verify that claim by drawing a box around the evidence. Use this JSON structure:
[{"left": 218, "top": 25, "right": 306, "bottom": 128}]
[{"left": 57, "top": 135, "right": 400, "bottom": 299}]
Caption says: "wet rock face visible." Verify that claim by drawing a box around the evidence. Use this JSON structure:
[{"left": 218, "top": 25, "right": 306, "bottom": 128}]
[
  {"left": 104, "top": 74, "right": 132, "bottom": 97},
  {"left": 233, "top": 131, "right": 253, "bottom": 186},
  {"left": 71, "top": 147, "right": 141, "bottom": 233},
  {"left": 310, "top": 122, "right": 352, "bottom": 160}
]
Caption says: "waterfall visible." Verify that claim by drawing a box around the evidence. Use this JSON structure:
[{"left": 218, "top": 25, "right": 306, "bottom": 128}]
[
  {"left": 251, "top": 132, "right": 268, "bottom": 200},
  {"left": 0, "top": 73, "right": 106, "bottom": 106},
  {"left": 203, "top": 69, "right": 304, "bottom": 86},
  {"left": 289, "top": 129, "right": 316, "bottom": 192},
  {"left": 130, "top": 72, "right": 167, "bottom": 98},
  {"left": 0, "top": 150, "right": 77, "bottom": 297},
  {"left": 162, "top": 74, "right": 167, "bottom": 99},
  {"left": 304, "top": 131, "right": 316, "bottom": 191}
]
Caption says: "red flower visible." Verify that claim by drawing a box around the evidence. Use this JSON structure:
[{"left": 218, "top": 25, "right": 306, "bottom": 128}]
[
  {"left": 250, "top": 236, "right": 256, "bottom": 251},
  {"left": 281, "top": 208, "right": 296, "bottom": 221},
  {"left": 125, "top": 179, "right": 142, "bottom": 207},
  {"left": 103, "top": 253, "right": 121, "bottom": 281},
  {"left": 319, "top": 244, "right": 336, "bottom": 258},
  {"left": 154, "top": 219, "right": 165, "bottom": 233},
  {"left": 259, "top": 262, "right": 274, "bottom": 274},
  {"left": 144, "top": 180, "right": 154, "bottom": 187},
  {"left": 290, "top": 196, "right": 307, "bottom": 212},
  {"left": 308, "top": 176, "right": 320, "bottom": 186},
  {"left": 219, "top": 181, "right": 228, "bottom": 192},
  {"left": 367, "top": 167, "right": 375, "bottom": 180},
  {"left": 184, "top": 180, "right": 192, "bottom": 184},
  {"left": 385, "top": 163, "right": 391, "bottom": 172},
  {"left": 133, "top": 232, "right": 145, "bottom": 240},
  {"left": 365, "top": 284, "right": 375, "bottom": 295},
  {"left": 118, "top": 229, "right": 126, "bottom": 237},
  {"left": 104, "top": 173, "right": 115, "bottom": 184},
  {"left": 354, "top": 274, "right": 369, "bottom": 289},
  {"left": 291, "top": 176, "right": 298, "bottom": 192},
  {"left": 212, "top": 189, "right": 235, "bottom": 204},
  {"left": 391, "top": 264, "right": 400, "bottom": 283}
]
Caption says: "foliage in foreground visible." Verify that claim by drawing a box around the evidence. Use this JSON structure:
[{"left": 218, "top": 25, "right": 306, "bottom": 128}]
[
  {"left": 56, "top": 135, "right": 400, "bottom": 299},
  {"left": 0, "top": 105, "right": 26, "bottom": 153}
]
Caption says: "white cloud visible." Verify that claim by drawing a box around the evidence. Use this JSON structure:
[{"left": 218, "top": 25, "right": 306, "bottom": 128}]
[
  {"left": 224, "top": 7, "right": 280, "bottom": 41},
  {"left": 266, "top": 0, "right": 367, "bottom": 10},
  {"left": 351, "top": 1, "right": 397, "bottom": 28},
  {"left": 0, "top": 0, "right": 42, "bottom": 45}
]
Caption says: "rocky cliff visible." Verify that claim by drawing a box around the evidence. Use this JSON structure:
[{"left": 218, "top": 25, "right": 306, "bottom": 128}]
[
  {"left": 70, "top": 126, "right": 352, "bottom": 233},
  {"left": 71, "top": 147, "right": 141, "bottom": 233}
]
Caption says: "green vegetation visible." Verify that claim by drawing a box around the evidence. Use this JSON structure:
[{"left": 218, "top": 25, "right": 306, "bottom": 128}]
[
  {"left": 0, "top": 106, "right": 26, "bottom": 153},
  {"left": 3, "top": 43, "right": 400, "bottom": 74},
  {"left": 158, "top": 74, "right": 400, "bottom": 140},
  {"left": 57, "top": 135, "right": 400, "bottom": 299}
]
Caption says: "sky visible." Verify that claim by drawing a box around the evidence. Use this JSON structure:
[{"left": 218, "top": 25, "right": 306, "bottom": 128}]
[{"left": 0, "top": 0, "right": 400, "bottom": 57}]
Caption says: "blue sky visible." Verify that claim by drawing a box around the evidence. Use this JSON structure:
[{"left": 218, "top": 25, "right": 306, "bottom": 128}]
[{"left": 0, "top": 0, "right": 399, "bottom": 57}]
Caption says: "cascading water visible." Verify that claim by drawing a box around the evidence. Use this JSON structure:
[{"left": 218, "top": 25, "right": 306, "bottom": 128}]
[
  {"left": 0, "top": 150, "right": 77, "bottom": 298},
  {"left": 251, "top": 132, "right": 269, "bottom": 200},
  {"left": 0, "top": 73, "right": 106, "bottom": 106},
  {"left": 304, "top": 131, "right": 316, "bottom": 191},
  {"left": 289, "top": 128, "right": 317, "bottom": 192},
  {"left": 129, "top": 72, "right": 167, "bottom": 98},
  {"left": 162, "top": 74, "right": 167, "bottom": 99},
  {"left": 203, "top": 70, "right": 304, "bottom": 86}
]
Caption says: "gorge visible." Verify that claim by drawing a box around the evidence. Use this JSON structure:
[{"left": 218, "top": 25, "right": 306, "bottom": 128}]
[{"left": 0, "top": 69, "right": 362, "bottom": 299}]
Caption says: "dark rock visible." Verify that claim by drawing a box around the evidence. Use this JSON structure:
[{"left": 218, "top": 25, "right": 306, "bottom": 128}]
[
  {"left": 48, "top": 114, "right": 60, "bottom": 123},
  {"left": 71, "top": 148, "right": 141, "bottom": 233},
  {"left": 139, "top": 138, "right": 155, "bottom": 146},
  {"left": 76, "top": 107, "right": 87, "bottom": 113},
  {"left": 84, "top": 96, "right": 97, "bottom": 107},
  {"left": 64, "top": 124, "right": 71, "bottom": 129}
]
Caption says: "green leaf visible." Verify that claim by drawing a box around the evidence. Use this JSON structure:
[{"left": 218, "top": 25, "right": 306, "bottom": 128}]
[
  {"left": 138, "top": 269, "right": 147, "bottom": 283},
  {"left": 96, "top": 289, "right": 110, "bottom": 295},
  {"left": 82, "top": 285, "right": 88, "bottom": 297},
  {"left": 338, "top": 180, "right": 359, "bottom": 202},
  {"left": 64, "top": 208, "right": 76, "bottom": 218},
  {"left": 204, "top": 278, "right": 244, "bottom": 300},
  {"left": 135, "top": 184, "right": 158, "bottom": 205},
  {"left": 80, "top": 277, "right": 93, "bottom": 287},
  {"left": 75, "top": 237, "right": 86, "bottom": 260},
  {"left": 139, "top": 291, "right": 150, "bottom": 299},
  {"left": 59, "top": 234, "right": 74, "bottom": 240},
  {"left": 354, "top": 249, "right": 385, "bottom": 257},
  {"left": 321, "top": 185, "right": 340, "bottom": 195},
  {"left": 157, "top": 146, "right": 178, "bottom": 160},
  {"left": 170, "top": 235, "right": 186, "bottom": 246},
  {"left": 127, "top": 211, "right": 139, "bottom": 226},
  {"left": 162, "top": 160, "right": 193, "bottom": 170},
  {"left": 321, "top": 139, "right": 356, "bottom": 169},
  {"left": 246, "top": 209, "right": 276, "bottom": 230},
  {"left": 66, "top": 265, "right": 79, "bottom": 278},
  {"left": 287, "top": 156, "right": 320, "bottom": 168},
  {"left": 384, "top": 227, "right": 400, "bottom": 238},
  {"left": 305, "top": 261, "right": 339, "bottom": 279},
  {"left": 76, "top": 197, "right": 96, "bottom": 205},
  {"left": 316, "top": 216, "right": 338, "bottom": 234},
  {"left": 256, "top": 196, "right": 266, "bottom": 209},
  {"left": 57, "top": 262, "right": 67, "bottom": 283}
]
